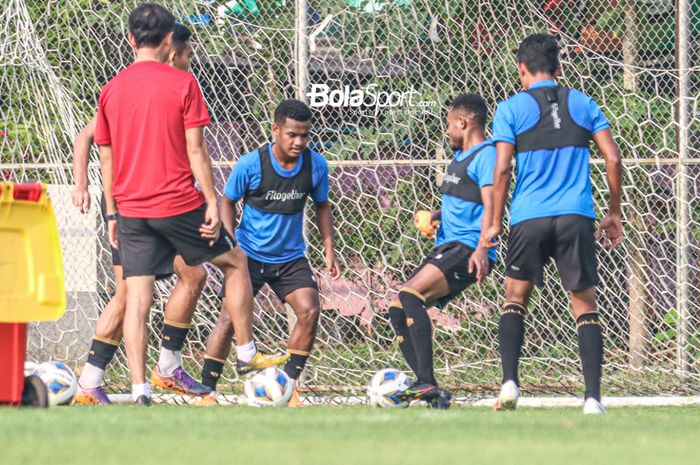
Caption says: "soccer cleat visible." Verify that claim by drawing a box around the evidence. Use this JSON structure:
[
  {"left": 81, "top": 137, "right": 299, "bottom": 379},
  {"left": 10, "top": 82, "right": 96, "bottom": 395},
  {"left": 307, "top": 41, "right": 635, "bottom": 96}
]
[
  {"left": 194, "top": 392, "right": 219, "bottom": 407},
  {"left": 426, "top": 388, "right": 452, "bottom": 410},
  {"left": 134, "top": 395, "right": 151, "bottom": 406},
  {"left": 236, "top": 351, "right": 290, "bottom": 377},
  {"left": 494, "top": 380, "right": 520, "bottom": 411},
  {"left": 73, "top": 385, "right": 112, "bottom": 405},
  {"left": 287, "top": 388, "right": 305, "bottom": 408},
  {"left": 583, "top": 397, "right": 606, "bottom": 415},
  {"left": 398, "top": 383, "right": 442, "bottom": 404},
  {"left": 151, "top": 365, "right": 212, "bottom": 396}
]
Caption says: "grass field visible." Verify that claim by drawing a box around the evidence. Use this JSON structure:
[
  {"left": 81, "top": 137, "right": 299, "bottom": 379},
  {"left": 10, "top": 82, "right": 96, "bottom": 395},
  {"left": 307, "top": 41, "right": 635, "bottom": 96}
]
[{"left": 2, "top": 405, "right": 699, "bottom": 465}]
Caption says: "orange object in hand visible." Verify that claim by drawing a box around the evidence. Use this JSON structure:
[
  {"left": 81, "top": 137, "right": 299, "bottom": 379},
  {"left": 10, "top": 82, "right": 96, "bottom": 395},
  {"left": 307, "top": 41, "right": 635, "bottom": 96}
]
[{"left": 414, "top": 210, "right": 438, "bottom": 239}]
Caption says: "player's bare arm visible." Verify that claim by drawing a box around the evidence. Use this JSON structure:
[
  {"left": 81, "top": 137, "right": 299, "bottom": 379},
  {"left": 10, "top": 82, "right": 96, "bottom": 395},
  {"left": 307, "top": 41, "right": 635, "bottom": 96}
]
[
  {"left": 315, "top": 200, "right": 341, "bottom": 279},
  {"left": 98, "top": 144, "right": 118, "bottom": 249},
  {"left": 72, "top": 116, "right": 97, "bottom": 213},
  {"left": 481, "top": 141, "right": 514, "bottom": 248},
  {"left": 470, "top": 185, "right": 493, "bottom": 283},
  {"left": 593, "top": 129, "right": 624, "bottom": 249},
  {"left": 185, "top": 126, "right": 220, "bottom": 245}
]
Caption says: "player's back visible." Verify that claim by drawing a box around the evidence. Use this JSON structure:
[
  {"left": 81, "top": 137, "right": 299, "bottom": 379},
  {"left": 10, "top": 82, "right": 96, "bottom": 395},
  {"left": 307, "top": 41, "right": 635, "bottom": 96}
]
[
  {"left": 492, "top": 80, "right": 610, "bottom": 226},
  {"left": 95, "top": 61, "right": 209, "bottom": 218}
]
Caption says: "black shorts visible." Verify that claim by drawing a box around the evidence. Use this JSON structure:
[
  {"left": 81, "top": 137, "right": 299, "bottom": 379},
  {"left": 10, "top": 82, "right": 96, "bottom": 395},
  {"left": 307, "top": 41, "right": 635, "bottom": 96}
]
[
  {"left": 408, "top": 241, "right": 490, "bottom": 307},
  {"left": 118, "top": 204, "right": 236, "bottom": 279},
  {"left": 220, "top": 256, "right": 318, "bottom": 302},
  {"left": 99, "top": 193, "right": 120, "bottom": 267},
  {"left": 505, "top": 214, "right": 599, "bottom": 291}
]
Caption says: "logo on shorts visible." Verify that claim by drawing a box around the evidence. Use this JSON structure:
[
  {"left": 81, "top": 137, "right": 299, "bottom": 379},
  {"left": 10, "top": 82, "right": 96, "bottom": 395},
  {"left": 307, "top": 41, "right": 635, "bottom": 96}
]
[
  {"left": 435, "top": 254, "right": 443, "bottom": 260},
  {"left": 510, "top": 265, "right": 521, "bottom": 271},
  {"left": 311, "top": 275, "right": 317, "bottom": 283},
  {"left": 454, "top": 273, "right": 460, "bottom": 280}
]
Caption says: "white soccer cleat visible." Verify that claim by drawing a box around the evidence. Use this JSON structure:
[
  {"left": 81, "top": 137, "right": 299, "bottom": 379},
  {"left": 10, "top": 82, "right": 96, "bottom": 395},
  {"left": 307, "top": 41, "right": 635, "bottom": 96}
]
[
  {"left": 583, "top": 397, "right": 606, "bottom": 415},
  {"left": 494, "top": 380, "right": 520, "bottom": 411}
]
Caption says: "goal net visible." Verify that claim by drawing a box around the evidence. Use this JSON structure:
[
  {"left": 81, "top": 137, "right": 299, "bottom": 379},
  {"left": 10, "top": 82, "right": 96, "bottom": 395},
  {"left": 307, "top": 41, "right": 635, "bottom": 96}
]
[{"left": 2, "top": 0, "right": 699, "bottom": 398}]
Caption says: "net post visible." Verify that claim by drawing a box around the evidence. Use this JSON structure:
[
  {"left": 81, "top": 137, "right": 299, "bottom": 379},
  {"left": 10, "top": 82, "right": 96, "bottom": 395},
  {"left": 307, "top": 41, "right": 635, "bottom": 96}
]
[{"left": 675, "top": 0, "right": 691, "bottom": 378}]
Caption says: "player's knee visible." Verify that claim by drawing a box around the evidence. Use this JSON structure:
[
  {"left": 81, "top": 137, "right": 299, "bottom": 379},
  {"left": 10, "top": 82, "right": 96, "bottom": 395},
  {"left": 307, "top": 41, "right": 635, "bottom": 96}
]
[
  {"left": 296, "top": 304, "right": 321, "bottom": 329},
  {"left": 180, "top": 265, "right": 207, "bottom": 293}
]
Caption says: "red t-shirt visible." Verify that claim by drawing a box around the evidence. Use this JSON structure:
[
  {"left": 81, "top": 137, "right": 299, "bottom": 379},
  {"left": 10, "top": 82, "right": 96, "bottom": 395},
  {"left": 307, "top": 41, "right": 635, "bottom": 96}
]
[{"left": 94, "top": 61, "right": 210, "bottom": 218}]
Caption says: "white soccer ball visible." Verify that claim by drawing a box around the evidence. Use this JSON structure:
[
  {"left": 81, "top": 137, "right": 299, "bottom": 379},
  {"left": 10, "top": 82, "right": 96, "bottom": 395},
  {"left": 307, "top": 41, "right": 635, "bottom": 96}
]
[
  {"left": 367, "top": 368, "right": 411, "bottom": 408},
  {"left": 244, "top": 367, "right": 293, "bottom": 407},
  {"left": 32, "top": 361, "right": 77, "bottom": 406},
  {"left": 24, "top": 361, "right": 38, "bottom": 377}
]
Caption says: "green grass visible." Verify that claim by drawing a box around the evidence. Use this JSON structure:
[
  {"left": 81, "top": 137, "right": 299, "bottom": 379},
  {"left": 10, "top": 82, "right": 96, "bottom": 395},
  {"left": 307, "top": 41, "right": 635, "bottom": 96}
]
[{"left": 2, "top": 405, "right": 699, "bottom": 465}]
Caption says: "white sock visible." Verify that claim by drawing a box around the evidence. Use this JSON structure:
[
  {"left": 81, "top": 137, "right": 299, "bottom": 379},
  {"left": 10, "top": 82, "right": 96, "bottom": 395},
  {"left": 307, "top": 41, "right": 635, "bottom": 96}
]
[
  {"left": 236, "top": 341, "right": 257, "bottom": 363},
  {"left": 158, "top": 348, "right": 182, "bottom": 376},
  {"left": 78, "top": 363, "right": 105, "bottom": 389},
  {"left": 132, "top": 383, "right": 151, "bottom": 401}
]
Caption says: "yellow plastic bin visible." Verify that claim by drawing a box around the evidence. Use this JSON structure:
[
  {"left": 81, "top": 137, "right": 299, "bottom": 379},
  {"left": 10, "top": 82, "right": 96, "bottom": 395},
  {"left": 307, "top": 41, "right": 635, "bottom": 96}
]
[{"left": 0, "top": 182, "right": 66, "bottom": 406}]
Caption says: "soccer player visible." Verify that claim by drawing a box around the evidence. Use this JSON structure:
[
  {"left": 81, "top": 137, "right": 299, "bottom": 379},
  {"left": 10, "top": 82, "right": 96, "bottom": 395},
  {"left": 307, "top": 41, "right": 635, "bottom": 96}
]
[
  {"left": 72, "top": 24, "right": 211, "bottom": 405},
  {"left": 389, "top": 93, "right": 497, "bottom": 410},
  {"left": 481, "top": 34, "right": 623, "bottom": 414},
  {"left": 95, "top": 5, "right": 281, "bottom": 405},
  {"left": 196, "top": 99, "right": 341, "bottom": 407}
]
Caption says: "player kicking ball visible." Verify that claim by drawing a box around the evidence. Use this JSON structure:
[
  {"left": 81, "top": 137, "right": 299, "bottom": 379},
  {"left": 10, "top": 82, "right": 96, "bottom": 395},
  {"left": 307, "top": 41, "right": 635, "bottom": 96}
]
[
  {"left": 389, "top": 94, "right": 497, "bottom": 409},
  {"left": 72, "top": 24, "right": 211, "bottom": 405},
  {"left": 196, "top": 99, "right": 341, "bottom": 407},
  {"left": 482, "top": 34, "right": 623, "bottom": 414}
]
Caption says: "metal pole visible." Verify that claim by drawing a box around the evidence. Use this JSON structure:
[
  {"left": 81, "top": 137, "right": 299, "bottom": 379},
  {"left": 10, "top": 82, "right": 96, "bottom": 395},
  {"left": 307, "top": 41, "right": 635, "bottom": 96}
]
[
  {"left": 675, "top": 0, "right": 691, "bottom": 377},
  {"left": 295, "top": 0, "right": 309, "bottom": 102}
]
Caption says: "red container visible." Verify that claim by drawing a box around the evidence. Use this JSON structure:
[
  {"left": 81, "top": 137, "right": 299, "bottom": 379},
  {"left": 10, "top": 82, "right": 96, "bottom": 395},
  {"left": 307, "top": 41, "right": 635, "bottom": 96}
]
[{"left": 0, "top": 323, "right": 27, "bottom": 406}]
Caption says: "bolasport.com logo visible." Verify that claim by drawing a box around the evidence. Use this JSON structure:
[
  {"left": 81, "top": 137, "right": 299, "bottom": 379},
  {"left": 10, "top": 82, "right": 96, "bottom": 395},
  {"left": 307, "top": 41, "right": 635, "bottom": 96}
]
[{"left": 307, "top": 83, "right": 437, "bottom": 116}]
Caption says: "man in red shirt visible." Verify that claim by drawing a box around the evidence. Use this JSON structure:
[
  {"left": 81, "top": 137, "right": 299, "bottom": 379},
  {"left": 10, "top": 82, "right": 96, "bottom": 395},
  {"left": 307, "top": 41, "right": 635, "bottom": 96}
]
[
  {"left": 72, "top": 25, "right": 212, "bottom": 405},
  {"left": 96, "top": 4, "right": 283, "bottom": 405}
]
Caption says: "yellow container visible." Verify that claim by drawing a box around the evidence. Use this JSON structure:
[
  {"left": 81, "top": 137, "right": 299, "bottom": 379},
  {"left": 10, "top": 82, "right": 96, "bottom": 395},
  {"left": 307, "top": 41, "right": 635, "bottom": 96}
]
[{"left": 0, "top": 182, "right": 66, "bottom": 322}]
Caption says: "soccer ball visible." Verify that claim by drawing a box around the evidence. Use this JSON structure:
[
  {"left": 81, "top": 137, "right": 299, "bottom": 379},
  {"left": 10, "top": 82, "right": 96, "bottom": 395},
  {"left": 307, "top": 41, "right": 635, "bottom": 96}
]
[
  {"left": 367, "top": 368, "right": 411, "bottom": 408},
  {"left": 24, "top": 361, "right": 38, "bottom": 377},
  {"left": 32, "top": 361, "right": 77, "bottom": 406},
  {"left": 244, "top": 367, "right": 293, "bottom": 407}
]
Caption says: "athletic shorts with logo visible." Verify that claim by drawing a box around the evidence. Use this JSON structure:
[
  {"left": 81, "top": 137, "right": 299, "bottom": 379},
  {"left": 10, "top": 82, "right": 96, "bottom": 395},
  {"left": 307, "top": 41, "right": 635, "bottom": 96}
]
[
  {"left": 408, "top": 240, "right": 492, "bottom": 307},
  {"left": 219, "top": 256, "right": 317, "bottom": 301},
  {"left": 505, "top": 214, "right": 599, "bottom": 291},
  {"left": 117, "top": 203, "right": 235, "bottom": 278}
]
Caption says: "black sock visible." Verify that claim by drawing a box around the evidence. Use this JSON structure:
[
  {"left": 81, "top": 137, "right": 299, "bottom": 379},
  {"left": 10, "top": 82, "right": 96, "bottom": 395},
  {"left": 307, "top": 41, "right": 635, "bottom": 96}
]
[
  {"left": 162, "top": 320, "right": 191, "bottom": 351},
  {"left": 283, "top": 352, "right": 309, "bottom": 380},
  {"left": 577, "top": 313, "right": 603, "bottom": 401},
  {"left": 388, "top": 303, "right": 419, "bottom": 375},
  {"left": 498, "top": 303, "right": 526, "bottom": 386},
  {"left": 201, "top": 357, "right": 225, "bottom": 391},
  {"left": 87, "top": 338, "right": 119, "bottom": 370},
  {"left": 399, "top": 289, "right": 435, "bottom": 386}
]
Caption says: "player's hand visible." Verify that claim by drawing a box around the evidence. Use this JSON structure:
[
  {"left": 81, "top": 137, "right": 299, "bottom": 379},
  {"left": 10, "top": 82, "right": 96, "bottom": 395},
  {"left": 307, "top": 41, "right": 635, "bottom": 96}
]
[
  {"left": 200, "top": 203, "right": 221, "bottom": 246},
  {"left": 108, "top": 219, "right": 118, "bottom": 249},
  {"left": 71, "top": 186, "right": 91, "bottom": 213},
  {"left": 480, "top": 224, "right": 501, "bottom": 248},
  {"left": 414, "top": 210, "right": 438, "bottom": 240},
  {"left": 596, "top": 212, "right": 624, "bottom": 249},
  {"left": 468, "top": 247, "right": 489, "bottom": 283},
  {"left": 326, "top": 252, "right": 342, "bottom": 280}
]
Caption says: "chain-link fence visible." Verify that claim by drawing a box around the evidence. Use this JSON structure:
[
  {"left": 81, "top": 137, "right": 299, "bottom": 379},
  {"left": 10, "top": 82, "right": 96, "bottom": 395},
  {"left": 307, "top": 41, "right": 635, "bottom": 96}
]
[{"left": 1, "top": 0, "right": 699, "bottom": 397}]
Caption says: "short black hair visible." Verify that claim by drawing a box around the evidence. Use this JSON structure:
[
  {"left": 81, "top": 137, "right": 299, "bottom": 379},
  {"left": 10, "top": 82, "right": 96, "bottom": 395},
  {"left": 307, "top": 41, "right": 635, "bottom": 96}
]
[
  {"left": 516, "top": 34, "right": 560, "bottom": 75},
  {"left": 450, "top": 93, "right": 488, "bottom": 128},
  {"left": 172, "top": 24, "right": 192, "bottom": 55},
  {"left": 128, "top": 3, "right": 175, "bottom": 48},
  {"left": 274, "top": 99, "right": 313, "bottom": 125}
]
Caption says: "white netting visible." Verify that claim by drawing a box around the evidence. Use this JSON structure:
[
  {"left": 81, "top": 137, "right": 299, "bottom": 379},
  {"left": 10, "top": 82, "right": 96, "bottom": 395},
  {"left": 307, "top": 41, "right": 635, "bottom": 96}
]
[{"left": 2, "top": 0, "right": 699, "bottom": 396}]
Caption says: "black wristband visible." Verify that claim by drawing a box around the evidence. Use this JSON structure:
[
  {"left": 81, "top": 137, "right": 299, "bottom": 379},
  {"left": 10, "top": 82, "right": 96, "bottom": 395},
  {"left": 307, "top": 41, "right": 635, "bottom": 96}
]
[{"left": 106, "top": 213, "right": 118, "bottom": 221}]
